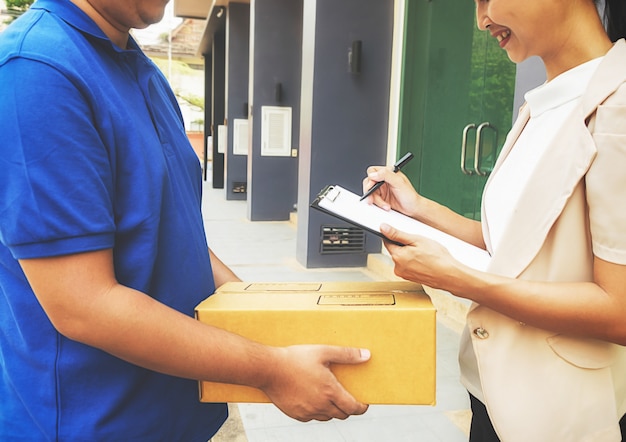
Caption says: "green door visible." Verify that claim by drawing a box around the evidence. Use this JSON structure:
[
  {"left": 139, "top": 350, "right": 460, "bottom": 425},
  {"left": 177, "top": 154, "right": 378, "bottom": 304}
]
[{"left": 398, "top": 0, "right": 516, "bottom": 220}]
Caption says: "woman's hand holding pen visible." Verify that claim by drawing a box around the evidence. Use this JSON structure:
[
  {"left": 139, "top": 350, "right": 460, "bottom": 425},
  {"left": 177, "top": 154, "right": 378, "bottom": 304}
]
[
  {"left": 363, "top": 163, "right": 470, "bottom": 292},
  {"left": 362, "top": 166, "right": 422, "bottom": 218}
]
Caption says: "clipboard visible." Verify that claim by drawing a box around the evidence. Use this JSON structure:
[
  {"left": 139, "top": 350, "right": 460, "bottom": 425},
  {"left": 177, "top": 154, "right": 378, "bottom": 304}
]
[
  {"left": 311, "top": 185, "right": 404, "bottom": 246},
  {"left": 310, "top": 185, "right": 490, "bottom": 271}
]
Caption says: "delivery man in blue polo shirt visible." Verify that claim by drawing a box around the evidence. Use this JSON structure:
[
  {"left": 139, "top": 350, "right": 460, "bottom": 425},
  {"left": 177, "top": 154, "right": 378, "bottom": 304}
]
[{"left": 0, "top": 0, "right": 370, "bottom": 440}]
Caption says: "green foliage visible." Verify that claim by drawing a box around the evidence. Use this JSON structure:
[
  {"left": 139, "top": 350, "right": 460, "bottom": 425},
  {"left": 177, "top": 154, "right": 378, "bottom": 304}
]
[
  {"left": 148, "top": 57, "right": 204, "bottom": 111},
  {"left": 177, "top": 93, "right": 204, "bottom": 110},
  {"left": 6, "top": 0, "right": 33, "bottom": 7},
  {"left": 4, "top": 0, "right": 34, "bottom": 23},
  {"left": 151, "top": 57, "right": 198, "bottom": 76},
  {"left": 159, "top": 32, "right": 170, "bottom": 44}
]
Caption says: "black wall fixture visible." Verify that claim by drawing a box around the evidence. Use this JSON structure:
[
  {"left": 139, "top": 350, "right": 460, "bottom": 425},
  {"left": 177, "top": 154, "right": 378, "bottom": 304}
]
[
  {"left": 275, "top": 82, "right": 283, "bottom": 103},
  {"left": 349, "top": 40, "right": 362, "bottom": 74}
]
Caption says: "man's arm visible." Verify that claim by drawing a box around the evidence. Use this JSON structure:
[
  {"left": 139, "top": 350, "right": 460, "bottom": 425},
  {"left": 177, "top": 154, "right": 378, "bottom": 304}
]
[
  {"left": 19, "top": 249, "right": 370, "bottom": 421},
  {"left": 209, "top": 247, "right": 241, "bottom": 287}
]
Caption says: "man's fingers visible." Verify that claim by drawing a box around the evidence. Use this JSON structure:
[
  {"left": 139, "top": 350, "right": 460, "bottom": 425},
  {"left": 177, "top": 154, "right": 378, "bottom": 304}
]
[
  {"left": 334, "top": 395, "right": 369, "bottom": 417},
  {"left": 322, "top": 346, "right": 371, "bottom": 417},
  {"left": 288, "top": 399, "right": 362, "bottom": 422},
  {"left": 325, "top": 346, "right": 371, "bottom": 366},
  {"left": 301, "top": 407, "right": 348, "bottom": 422}
]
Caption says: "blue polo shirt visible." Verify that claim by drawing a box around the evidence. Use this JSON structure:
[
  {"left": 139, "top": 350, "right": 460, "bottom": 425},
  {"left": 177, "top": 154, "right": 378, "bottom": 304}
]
[{"left": 0, "top": 0, "right": 227, "bottom": 440}]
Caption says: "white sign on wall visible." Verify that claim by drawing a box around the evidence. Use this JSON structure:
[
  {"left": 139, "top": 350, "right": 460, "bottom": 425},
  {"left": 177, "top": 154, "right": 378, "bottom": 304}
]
[
  {"left": 217, "top": 125, "right": 227, "bottom": 154},
  {"left": 261, "top": 106, "right": 292, "bottom": 157},
  {"left": 233, "top": 119, "right": 249, "bottom": 156}
]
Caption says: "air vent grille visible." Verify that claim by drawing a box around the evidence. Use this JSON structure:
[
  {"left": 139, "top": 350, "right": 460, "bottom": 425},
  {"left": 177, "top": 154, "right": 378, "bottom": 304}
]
[{"left": 320, "top": 226, "right": 366, "bottom": 254}]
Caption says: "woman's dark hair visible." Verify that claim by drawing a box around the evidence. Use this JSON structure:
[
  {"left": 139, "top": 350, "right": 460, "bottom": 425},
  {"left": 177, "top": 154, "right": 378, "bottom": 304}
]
[{"left": 602, "top": 0, "right": 626, "bottom": 41}]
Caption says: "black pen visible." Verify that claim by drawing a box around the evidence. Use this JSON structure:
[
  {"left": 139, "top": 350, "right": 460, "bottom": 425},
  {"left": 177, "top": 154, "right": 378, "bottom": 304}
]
[{"left": 360, "top": 152, "right": 414, "bottom": 201}]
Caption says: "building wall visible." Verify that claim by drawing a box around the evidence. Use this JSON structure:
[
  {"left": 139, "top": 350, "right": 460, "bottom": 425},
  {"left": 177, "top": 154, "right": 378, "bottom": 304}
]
[
  {"left": 296, "top": 0, "right": 394, "bottom": 267},
  {"left": 247, "top": 0, "right": 303, "bottom": 220}
]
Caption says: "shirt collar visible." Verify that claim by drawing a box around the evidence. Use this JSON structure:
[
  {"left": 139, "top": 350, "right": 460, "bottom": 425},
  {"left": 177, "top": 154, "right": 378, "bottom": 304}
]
[
  {"left": 524, "top": 57, "right": 604, "bottom": 118},
  {"left": 31, "top": 0, "right": 141, "bottom": 52}
]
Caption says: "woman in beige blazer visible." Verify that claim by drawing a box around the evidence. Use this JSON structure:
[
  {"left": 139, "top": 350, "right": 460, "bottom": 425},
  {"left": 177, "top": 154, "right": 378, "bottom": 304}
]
[{"left": 364, "top": 0, "right": 626, "bottom": 441}]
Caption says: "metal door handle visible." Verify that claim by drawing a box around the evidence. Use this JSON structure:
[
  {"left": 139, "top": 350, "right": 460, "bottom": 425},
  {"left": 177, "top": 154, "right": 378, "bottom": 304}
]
[
  {"left": 461, "top": 124, "right": 476, "bottom": 175},
  {"left": 474, "top": 122, "right": 492, "bottom": 176}
]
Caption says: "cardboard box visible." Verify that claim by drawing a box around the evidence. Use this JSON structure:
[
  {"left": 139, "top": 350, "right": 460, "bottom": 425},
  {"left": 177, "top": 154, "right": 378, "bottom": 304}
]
[{"left": 195, "top": 281, "right": 436, "bottom": 405}]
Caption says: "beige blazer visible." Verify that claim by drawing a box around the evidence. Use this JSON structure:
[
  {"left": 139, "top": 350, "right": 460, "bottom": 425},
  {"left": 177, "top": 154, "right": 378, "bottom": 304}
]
[{"left": 463, "top": 39, "right": 626, "bottom": 441}]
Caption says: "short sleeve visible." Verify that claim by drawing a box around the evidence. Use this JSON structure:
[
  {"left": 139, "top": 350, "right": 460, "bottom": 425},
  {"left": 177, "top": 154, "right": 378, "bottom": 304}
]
[
  {"left": 0, "top": 57, "right": 115, "bottom": 259},
  {"left": 586, "top": 83, "right": 626, "bottom": 264}
]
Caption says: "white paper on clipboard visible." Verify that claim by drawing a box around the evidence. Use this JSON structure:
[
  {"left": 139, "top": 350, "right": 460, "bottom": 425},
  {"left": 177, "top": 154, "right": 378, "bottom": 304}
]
[{"left": 311, "top": 185, "right": 490, "bottom": 271}]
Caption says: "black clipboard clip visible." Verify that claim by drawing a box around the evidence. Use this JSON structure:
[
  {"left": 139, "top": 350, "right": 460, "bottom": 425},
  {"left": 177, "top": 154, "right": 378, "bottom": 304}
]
[
  {"left": 311, "top": 185, "right": 341, "bottom": 205},
  {"left": 310, "top": 185, "right": 405, "bottom": 246}
]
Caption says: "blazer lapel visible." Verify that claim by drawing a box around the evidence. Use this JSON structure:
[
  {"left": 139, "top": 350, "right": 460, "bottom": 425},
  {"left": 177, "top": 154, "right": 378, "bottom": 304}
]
[
  {"left": 483, "top": 39, "right": 626, "bottom": 278},
  {"left": 486, "top": 114, "right": 596, "bottom": 277}
]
